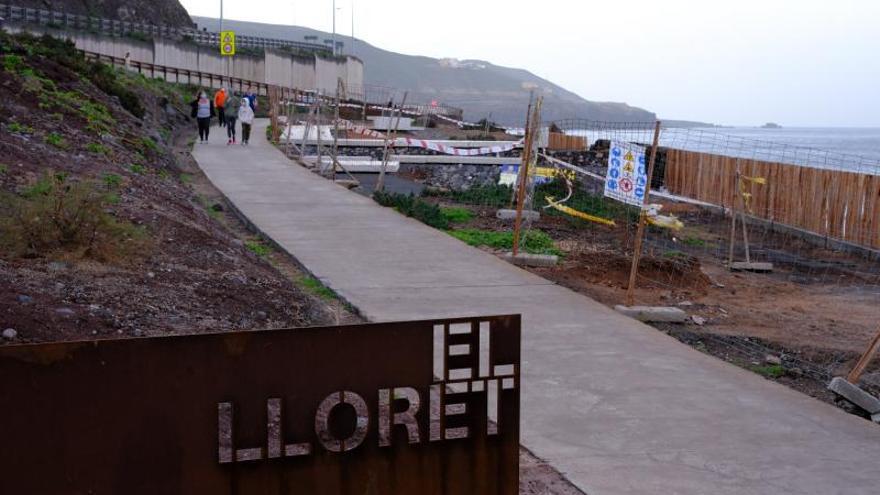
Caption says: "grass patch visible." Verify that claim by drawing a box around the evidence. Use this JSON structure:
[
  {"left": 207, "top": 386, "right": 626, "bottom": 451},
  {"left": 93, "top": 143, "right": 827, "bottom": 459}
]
[
  {"left": 44, "top": 132, "right": 68, "bottom": 149},
  {"left": 0, "top": 164, "right": 7, "bottom": 174},
  {"left": 440, "top": 206, "right": 473, "bottom": 224},
  {"left": 748, "top": 364, "right": 786, "bottom": 379},
  {"left": 299, "top": 276, "right": 336, "bottom": 301},
  {"left": 129, "top": 164, "right": 146, "bottom": 175},
  {"left": 449, "top": 228, "right": 562, "bottom": 256},
  {"left": 179, "top": 173, "right": 193, "bottom": 184},
  {"left": 245, "top": 239, "right": 271, "bottom": 257}
]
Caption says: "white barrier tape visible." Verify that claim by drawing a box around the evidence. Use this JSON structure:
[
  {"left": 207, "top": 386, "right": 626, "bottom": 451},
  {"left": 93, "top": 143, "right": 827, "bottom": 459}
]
[{"left": 399, "top": 137, "right": 523, "bottom": 156}]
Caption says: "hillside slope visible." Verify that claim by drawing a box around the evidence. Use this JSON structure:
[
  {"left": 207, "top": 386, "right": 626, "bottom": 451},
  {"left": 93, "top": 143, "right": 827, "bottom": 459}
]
[
  {"left": 5, "top": 0, "right": 193, "bottom": 28},
  {"left": 193, "top": 16, "right": 655, "bottom": 125},
  {"left": 0, "top": 32, "right": 338, "bottom": 342}
]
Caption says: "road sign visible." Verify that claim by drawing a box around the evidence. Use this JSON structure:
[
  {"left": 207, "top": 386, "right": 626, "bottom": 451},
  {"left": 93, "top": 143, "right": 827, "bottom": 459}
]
[
  {"left": 604, "top": 140, "right": 648, "bottom": 206},
  {"left": 220, "top": 30, "right": 235, "bottom": 56}
]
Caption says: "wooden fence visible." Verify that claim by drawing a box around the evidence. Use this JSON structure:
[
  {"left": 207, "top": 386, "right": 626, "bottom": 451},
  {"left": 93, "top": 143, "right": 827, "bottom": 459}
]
[
  {"left": 664, "top": 149, "right": 880, "bottom": 250},
  {"left": 548, "top": 132, "right": 586, "bottom": 151}
]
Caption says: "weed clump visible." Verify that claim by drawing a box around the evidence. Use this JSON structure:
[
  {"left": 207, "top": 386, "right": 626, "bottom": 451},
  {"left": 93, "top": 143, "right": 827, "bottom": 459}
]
[{"left": 0, "top": 172, "right": 147, "bottom": 261}]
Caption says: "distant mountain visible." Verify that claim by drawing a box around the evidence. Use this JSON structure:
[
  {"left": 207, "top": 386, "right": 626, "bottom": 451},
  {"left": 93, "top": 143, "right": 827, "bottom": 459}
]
[
  {"left": 7, "top": 0, "right": 193, "bottom": 28},
  {"left": 193, "top": 16, "right": 655, "bottom": 126}
]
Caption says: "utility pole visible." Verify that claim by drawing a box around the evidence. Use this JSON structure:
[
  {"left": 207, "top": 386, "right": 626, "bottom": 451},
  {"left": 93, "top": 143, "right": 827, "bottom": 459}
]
[{"left": 351, "top": 0, "right": 355, "bottom": 57}]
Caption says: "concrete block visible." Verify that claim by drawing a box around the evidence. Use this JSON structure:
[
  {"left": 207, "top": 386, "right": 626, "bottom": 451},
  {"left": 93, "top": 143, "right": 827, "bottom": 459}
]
[
  {"left": 496, "top": 209, "right": 540, "bottom": 221},
  {"left": 828, "top": 377, "right": 880, "bottom": 414},
  {"left": 730, "top": 262, "right": 774, "bottom": 272},
  {"left": 333, "top": 179, "right": 360, "bottom": 189},
  {"left": 872, "top": 412, "right": 880, "bottom": 424},
  {"left": 502, "top": 252, "right": 558, "bottom": 267},
  {"left": 614, "top": 305, "right": 689, "bottom": 323}
]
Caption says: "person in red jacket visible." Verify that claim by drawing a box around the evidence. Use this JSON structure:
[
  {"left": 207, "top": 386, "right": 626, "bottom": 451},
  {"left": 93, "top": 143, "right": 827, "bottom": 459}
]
[{"left": 214, "top": 87, "right": 228, "bottom": 127}]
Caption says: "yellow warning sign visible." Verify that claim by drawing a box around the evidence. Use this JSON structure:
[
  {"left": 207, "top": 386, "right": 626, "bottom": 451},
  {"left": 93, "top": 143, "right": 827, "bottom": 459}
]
[
  {"left": 220, "top": 31, "right": 236, "bottom": 56},
  {"left": 624, "top": 151, "right": 634, "bottom": 162}
]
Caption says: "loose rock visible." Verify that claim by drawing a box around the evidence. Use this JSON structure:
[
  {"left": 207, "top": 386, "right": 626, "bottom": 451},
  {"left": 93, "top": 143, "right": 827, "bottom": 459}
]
[{"left": 2, "top": 328, "right": 17, "bottom": 340}]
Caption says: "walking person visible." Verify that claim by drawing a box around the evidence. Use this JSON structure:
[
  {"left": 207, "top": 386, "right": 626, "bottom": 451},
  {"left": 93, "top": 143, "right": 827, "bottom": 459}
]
[
  {"left": 244, "top": 87, "right": 258, "bottom": 112},
  {"left": 224, "top": 91, "right": 241, "bottom": 145},
  {"left": 214, "top": 87, "right": 228, "bottom": 127},
  {"left": 190, "top": 91, "right": 214, "bottom": 143},
  {"left": 238, "top": 96, "right": 255, "bottom": 146}
]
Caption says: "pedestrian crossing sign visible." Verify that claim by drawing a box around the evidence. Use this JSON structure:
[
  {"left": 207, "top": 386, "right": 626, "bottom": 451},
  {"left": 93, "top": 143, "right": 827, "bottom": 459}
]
[{"left": 220, "top": 31, "right": 236, "bottom": 56}]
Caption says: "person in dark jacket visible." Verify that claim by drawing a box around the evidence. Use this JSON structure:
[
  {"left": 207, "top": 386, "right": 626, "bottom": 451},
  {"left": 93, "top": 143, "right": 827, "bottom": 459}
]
[
  {"left": 224, "top": 92, "right": 241, "bottom": 145},
  {"left": 190, "top": 91, "right": 215, "bottom": 143},
  {"left": 244, "top": 87, "right": 258, "bottom": 112}
]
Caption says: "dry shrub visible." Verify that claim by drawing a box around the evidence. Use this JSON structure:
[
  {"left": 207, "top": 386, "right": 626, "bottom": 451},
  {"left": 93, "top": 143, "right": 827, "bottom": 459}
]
[{"left": 0, "top": 172, "right": 149, "bottom": 262}]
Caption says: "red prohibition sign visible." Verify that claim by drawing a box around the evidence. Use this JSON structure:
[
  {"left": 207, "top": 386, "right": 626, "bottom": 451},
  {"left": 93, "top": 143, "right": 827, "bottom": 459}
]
[{"left": 619, "top": 178, "right": 634, "bottom": 193}]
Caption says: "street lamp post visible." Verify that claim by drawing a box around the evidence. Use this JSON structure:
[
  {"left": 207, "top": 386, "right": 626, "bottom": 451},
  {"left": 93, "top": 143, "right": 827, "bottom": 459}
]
[{"left": 332, "top": 0, "right": 336, "bottom": 56}]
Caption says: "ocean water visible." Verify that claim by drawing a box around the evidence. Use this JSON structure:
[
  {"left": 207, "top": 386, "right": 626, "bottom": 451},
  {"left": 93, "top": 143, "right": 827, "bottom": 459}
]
[
  {"left": 556, "top": 126, "right": 880, "bottom": 174},
  {"left": 662, "top": 127, "right": 880, "bottom": 175}
]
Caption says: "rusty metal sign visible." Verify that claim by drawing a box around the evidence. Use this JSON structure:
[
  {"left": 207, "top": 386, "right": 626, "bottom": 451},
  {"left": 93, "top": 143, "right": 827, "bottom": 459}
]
[{"left": 0, "top": 315, "right": 520, "bottom": 494}]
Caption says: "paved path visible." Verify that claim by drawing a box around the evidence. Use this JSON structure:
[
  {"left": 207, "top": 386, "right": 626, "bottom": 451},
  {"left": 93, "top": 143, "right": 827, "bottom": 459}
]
[{"left": 194, "top": 120, "right": 880, "bottom": 495}]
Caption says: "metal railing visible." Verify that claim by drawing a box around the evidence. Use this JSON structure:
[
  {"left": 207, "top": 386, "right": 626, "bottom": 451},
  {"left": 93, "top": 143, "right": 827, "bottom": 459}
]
[{"left": 0, "top": 3, "right": 328, "bottom": 53}]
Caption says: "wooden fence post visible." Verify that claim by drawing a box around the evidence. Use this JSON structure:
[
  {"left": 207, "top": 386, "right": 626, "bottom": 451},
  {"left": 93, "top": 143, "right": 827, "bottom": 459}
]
[{"left": 625, "top": 120, "right": 662, "bottom": 307}]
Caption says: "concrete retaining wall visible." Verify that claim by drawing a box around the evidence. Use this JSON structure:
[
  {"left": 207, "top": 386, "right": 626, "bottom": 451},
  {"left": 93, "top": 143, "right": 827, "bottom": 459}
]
[{"left": 5, "top": 24, "right": 363, "bottom": 92}]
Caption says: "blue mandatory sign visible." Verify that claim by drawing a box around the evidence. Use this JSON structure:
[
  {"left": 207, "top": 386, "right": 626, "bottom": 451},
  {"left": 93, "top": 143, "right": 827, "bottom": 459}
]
[
  {"left": 607, "top": 179, "right": 618, "bottom": 190},
  {"left": 609, "top": 168, "right": 620, "bottom": 179},
  {"left": 634, "top": 187, "right": 645, "bottom": 198},
  {"left": 612, "top": 147, "right": 621, "bottom": 157},
  {"left": 638, "top": 166, "right": 646, "bottom": 176},
  {"left": 639, "top": 155, "right": 646, "bottom": 165},
  {"left": 611, "top": 158, "right": 621, "bottom": 168},
  {"left": 636, "top": 175, "right": 647, "bottom": 186}
]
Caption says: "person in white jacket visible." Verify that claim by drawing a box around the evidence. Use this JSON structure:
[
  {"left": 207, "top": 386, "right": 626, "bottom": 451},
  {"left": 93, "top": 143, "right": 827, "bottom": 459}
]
[{"left": 237, "top": 97, "right": 255, "bottom": 146}]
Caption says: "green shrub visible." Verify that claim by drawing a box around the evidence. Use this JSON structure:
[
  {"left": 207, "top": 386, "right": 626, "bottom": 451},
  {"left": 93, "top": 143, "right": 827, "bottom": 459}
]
[
  {"left": 373, "top": 191, "right": 450, "bottom": 229},
  {"left": 86, "top": 142, "right": 109, "bottom": 155},
  {"left": 245, "top": 239, "right": 271, "bottom": 257},
  {"left": 0, "top": 163, "right": 8, "bottom": 174},
  {"left": 129, "top": 164, "right": 146, "bottom": 175},
  {"left": 7, "top": 122, "right": 34, "bottom": 134},
  {"left": 102, "top": 173, "right": 122, "bottom": 189},
  {"left": 87, "top": 62, "right": 144, "bottom": 119},
  {"left": 0, "top": 172, "right": 147, "bottom": 261},
  {"left": 2, "top": 54, "right": 23, "bottom": 72},
  {"left": 682, "top": 236, "right": 707, "bottom": 247},
  {"left": 440, "top": 206, "right": 473, "bottom": 224},
  {"left": 140, "top": 136, "right": 159, "bottom": 153},
  {"left": 424, "top": 184, "right": 513, "bottom": 208},
  {"left": 448, "top": 228, "right": 562, "bottom": 256},
  {"left": 44, "top": 132, "right": 67, "bottom": 149}
]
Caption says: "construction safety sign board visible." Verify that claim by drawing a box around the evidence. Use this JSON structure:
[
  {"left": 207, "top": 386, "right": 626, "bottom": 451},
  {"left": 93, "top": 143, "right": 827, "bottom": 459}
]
[
  {"left": 220, "top": 31, "right": 235, "bottom": 56},
  {"left": 604, "top": 140, "right": 647, "bottom": 206}
]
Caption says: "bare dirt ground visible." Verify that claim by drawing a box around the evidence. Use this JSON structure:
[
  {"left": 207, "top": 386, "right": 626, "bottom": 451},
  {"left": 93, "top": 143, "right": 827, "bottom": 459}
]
[{"left": 428, "top": 197, "right": 880, "bottom": 416}]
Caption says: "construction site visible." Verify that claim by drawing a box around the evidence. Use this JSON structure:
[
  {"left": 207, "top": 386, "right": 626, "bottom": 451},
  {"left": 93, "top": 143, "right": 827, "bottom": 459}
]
[{"left": 1, "top": 2, "right": 880, "bottom": 494}]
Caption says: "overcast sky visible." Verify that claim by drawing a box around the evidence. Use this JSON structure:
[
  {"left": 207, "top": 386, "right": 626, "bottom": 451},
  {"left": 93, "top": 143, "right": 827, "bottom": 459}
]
[{"left": 180, "top": 0, "right": 880, "bottom": 127}]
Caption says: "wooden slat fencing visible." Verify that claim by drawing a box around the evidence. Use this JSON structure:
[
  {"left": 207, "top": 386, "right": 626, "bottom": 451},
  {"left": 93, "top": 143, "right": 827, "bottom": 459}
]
[
  {"left": 664, "top": 149, "right": 880, "bottom": 250},
  {"left": 548, "top": 133, "right": 586, "bottom": 151}
]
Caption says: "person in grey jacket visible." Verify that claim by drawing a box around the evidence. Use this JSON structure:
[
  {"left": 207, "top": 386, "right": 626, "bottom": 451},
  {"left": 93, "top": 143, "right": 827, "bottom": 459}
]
[
  {"left": 238, "top": 97, "right": 255, "bottom": 145},
  {"left": 224, "top": 92, "right": 241, "bottom": 145}
]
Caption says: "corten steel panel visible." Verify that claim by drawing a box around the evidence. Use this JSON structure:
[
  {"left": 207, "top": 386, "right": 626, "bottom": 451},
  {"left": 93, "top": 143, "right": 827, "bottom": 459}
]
[{"left": 0, "top": 315, "right": 520, "bottom": 495}]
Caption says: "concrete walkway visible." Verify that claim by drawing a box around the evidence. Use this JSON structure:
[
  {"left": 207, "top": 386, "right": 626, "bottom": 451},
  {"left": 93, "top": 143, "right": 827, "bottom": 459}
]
[{"left": 194, "top": 120, "right": 880, "bottom": 495}]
